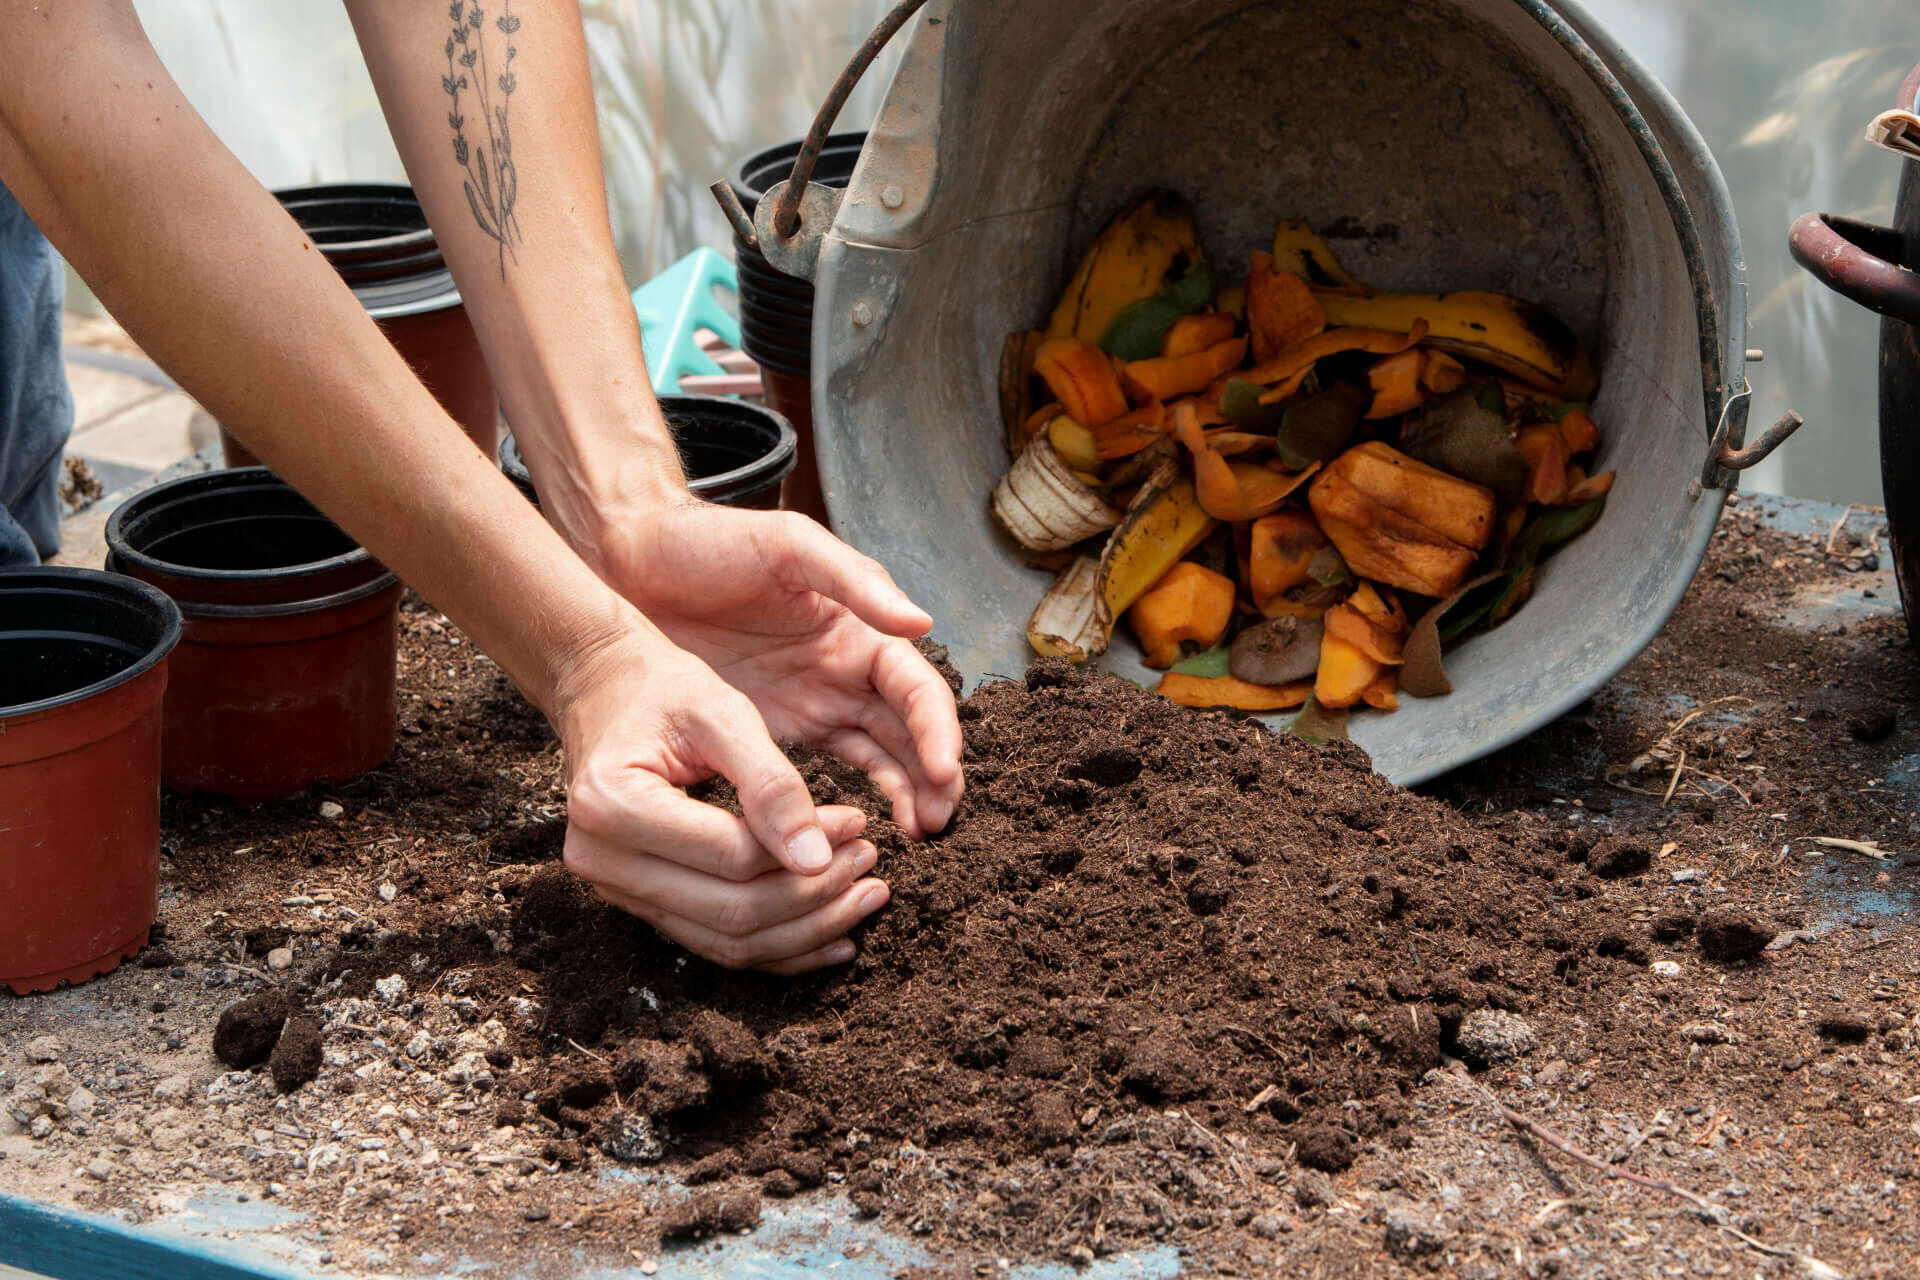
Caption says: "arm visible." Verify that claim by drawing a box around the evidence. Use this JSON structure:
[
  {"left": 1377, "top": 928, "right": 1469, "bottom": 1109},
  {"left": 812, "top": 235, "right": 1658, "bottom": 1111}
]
[
  {"left": 0, "top": 3, "right": 881, "bottom": 973},
  {"left": 346, "top": 0, "right": 964, "bottom": 835}
]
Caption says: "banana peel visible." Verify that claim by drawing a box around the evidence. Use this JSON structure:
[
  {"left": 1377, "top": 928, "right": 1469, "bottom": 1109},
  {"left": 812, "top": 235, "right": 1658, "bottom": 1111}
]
[
  {"left": 992, "top": 435, "right": 1124, "bottom": 552},
  {"left": 1098, "top": 460, "right": 1218, "bottom": 624},
  {"left": 1027, "top": 556, "right": 1108, "bottom": 661},
  {"left": 1271, "top": 220, "right": 1365, "bottom": 290},
  {"left": 1047, "top": 190, "right": 1204, "bottom": 346},
  {"left": 1316, "top": 290, "right": 1596, "bottom": 400}
]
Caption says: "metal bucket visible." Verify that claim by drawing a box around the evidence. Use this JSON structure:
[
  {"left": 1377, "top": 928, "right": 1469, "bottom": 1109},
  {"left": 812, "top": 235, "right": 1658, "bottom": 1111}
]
[{"left": 728, "top": 0, "right": 1804, "bottom": 785}]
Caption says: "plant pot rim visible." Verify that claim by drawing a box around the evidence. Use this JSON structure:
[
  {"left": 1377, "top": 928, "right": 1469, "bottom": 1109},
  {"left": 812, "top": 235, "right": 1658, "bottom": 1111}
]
[
  {"left": 502, "top": 396, "right": 798, "bottom": 499},
  {"left": 106, "top": 467, "right": 380, "bottom": 590},
  {"left": 137, "top": 563, "right": 404, "bottom": 622},
  {"left": 0, "top": 566, "right": 182, "bottom": 721}
]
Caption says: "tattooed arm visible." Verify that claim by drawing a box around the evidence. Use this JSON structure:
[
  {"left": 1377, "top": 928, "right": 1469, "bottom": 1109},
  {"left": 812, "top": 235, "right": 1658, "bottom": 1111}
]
[
  {"left": 348, "top": 3, "right": 963, "bottom": 837},
  {"left": 0, "top": 3, "right": 888, "bottom": 974}
]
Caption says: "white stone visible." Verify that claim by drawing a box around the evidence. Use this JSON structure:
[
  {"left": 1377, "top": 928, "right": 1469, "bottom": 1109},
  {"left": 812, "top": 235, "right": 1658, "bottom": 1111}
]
[
  {"left": 65, "top": 1086, "right": 97, "bottom": 1117},
  {"left": 24, "top": 1035, "right": 65, "bottom": 1063},
  {"left": 152, "top": 1075, "right": 193, "bottom": 1104},
  {"left": 405, "top": 1034, "right": 433, "bottom": 1061},
  {"left": 378, "top": 882, "right": 398, "bottom": 902},
  {"left": 1650, "top": 960, "right": 1683, "bottom": 977},
  {"left": 266, "top": 948, "right": 294, "bottom": 971},
  {"left": 373, "top": 975, "right": 408, "bottom": 1004},
  {"left": 317, "top": 801, "right": 345, "bottom": 820}
]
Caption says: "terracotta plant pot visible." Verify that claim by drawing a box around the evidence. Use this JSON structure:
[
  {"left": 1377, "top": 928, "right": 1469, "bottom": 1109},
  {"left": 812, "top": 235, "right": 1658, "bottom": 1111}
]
[
  {"left": 0, "top": 568, "right": 181, "bottom": 994},
  {"left": 728, "top": 132, "right": 867, "bottom": 520},
  {"left": 105, "top": 468, "right": 404, "bottom": 800},
  {"left": 499, "top": 395, "right": 796, "bottom": 513},
  {"left": 221, "top": 184, "right": 498, "bottom": 468}
]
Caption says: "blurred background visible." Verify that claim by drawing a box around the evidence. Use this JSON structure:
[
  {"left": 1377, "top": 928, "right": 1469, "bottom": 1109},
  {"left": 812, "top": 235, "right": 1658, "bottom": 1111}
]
[{"left": 77, "top": 0, "right": 1920, "bottom": 506}]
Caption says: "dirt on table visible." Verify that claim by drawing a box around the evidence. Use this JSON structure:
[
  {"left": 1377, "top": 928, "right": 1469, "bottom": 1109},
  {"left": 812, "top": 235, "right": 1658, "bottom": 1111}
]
[{"left": 4, "top": 495, "right": 1920, "bottom": 1279}]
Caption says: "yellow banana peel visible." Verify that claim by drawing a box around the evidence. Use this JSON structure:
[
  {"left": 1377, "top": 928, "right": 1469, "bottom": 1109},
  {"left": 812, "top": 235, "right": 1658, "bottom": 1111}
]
[
  {"left": 1315, "top": 290, "right": 1597, "bottom": 400},
  {"left": 1047, "top": 191, "right": 1203, "bottom": 345}
]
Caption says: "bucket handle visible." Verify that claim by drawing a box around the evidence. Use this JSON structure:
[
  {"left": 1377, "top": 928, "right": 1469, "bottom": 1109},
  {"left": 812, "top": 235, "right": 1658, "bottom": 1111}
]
[{"left": 710, "top": 0, "right": 931, "bottom": 280}]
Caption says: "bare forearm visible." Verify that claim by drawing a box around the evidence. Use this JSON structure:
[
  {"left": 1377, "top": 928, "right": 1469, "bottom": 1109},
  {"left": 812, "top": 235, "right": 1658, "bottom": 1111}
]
[
  {"left": 345, "top": 0, "right": 685, "bottom": 557},
  {"left": 0, "top": 3, "right": 641, "bottom": 715}
]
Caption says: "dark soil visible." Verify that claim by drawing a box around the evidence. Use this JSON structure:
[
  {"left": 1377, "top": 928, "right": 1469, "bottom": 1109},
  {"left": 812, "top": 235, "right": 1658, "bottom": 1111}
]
[
  {"left": 212, "top": 990, "right": 288, "bottom": 1069},
  {"left": 268, "top": 1017, "right": 324, "bottom": 1092},
  {"left": 10, "top": 496, "right": 1919, "bottom": 1278}
]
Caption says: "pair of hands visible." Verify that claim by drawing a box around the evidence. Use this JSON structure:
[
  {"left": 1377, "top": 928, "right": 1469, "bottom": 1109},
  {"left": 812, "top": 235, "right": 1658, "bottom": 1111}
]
[{"left": 549, "top": 502, "right": 963, "bottom": 976}]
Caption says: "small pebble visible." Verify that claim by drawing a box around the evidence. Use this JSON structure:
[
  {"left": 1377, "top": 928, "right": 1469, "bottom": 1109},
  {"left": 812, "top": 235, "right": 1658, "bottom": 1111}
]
[
  {"left": 84, "top": 1158, "right": 112, "bottom": 1181},
  {"left": 377, "top": 882, "right": 398, "bottom": 903},
  {"left": 25, "top": 1035, "right": 65, "bottom": 1063},
  {"left": 317, "top": 801, "right": 345, "bottom": 820},
  {"left": 522, "top": 1206, "right": 550, "bottom": 1222},
  {"left": 1454, "top": 1010, "right": 1537, "bottom": 1066},
  {"left": 1670, "top": 868, "right": 1705, "bottom": 883},
  {"left": 266, "top": 948, "right": 294, "bottom": 971},
  {"left": 1650, "top": 960, "right": 1682, "bottom": 977},
  {"left": 374, "top": 975, "right": 408, "bottom": 1004}
]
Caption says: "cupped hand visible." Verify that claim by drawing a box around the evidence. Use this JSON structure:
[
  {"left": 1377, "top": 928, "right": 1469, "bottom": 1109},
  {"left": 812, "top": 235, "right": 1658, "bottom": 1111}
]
[
  {"left": 552, "top": 623, "right": 891, "bottom": 975},
  {"left": 581, "top": 503, "right": 964, "bottom": 838}
]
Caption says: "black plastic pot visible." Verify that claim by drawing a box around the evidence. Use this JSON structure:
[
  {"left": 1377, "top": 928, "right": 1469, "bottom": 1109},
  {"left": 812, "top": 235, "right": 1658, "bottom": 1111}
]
[
  {"left": 500, "top": 396, "right": 797, "bottom": 512},
  {"left": 728, "top": 132, "right": 867, "bottom": 519},
  {"left": 105, "top": 469, "right": 404, "bottom": 800},
  {"left": 222, "top": 184, "right": 499, "bottom": 467},
  {"left": 1, "top": 568, "right": 181, "bottom": 994}
]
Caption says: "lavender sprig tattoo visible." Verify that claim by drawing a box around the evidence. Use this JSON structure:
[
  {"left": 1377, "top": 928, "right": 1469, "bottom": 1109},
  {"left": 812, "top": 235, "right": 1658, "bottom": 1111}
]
[{"left": 443, "top": 0, "right": 522, "bottom": 278}]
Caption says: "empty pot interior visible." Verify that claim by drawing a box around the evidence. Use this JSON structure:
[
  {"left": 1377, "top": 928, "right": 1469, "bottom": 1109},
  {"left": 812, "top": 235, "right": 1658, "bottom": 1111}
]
[
  {"left": 813, "top": 0, "right": 1734, "bottom": 784},
  {"left": 0, "top": 576, "right": 178, "bottom": 711},
  {"left": 116, "top": 480, "right": 361, "bottom": 576}
]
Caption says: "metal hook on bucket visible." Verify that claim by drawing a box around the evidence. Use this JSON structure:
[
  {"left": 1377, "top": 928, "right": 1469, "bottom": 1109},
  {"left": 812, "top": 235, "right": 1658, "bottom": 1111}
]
[
  {"left": 711, "top": 0, "right": 932, "bottom": 277},
  {"left": 1697, "top": 384, "right": 1806, "bottom": 494}
]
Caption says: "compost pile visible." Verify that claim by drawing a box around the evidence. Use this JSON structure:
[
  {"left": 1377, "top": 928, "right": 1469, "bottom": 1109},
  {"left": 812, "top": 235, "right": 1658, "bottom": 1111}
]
[
  {"left": 310, "top": 649, "right": 1656, "bottom": 1262},
  {"left": 994, "top": 194, "right": 1613, "bottom": 725}
]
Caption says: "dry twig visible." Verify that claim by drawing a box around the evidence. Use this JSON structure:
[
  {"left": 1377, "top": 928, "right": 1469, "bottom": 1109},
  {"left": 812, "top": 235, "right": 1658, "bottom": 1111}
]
[{"left": 1447, "top": 1062, "right": 1844, "bottom": 1276}]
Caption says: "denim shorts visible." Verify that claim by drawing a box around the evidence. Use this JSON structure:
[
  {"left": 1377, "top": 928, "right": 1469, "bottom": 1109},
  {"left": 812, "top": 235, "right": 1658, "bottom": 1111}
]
[{"left": 0, "top": 179, "right": 71, "bottom": 566}]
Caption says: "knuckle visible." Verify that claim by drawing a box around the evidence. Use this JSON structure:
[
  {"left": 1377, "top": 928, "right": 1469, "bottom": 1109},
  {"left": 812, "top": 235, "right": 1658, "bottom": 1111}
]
[
  {"left": 560, "top": 828, "right": 601, "bottom": 882},
  {"left": 565, "top": 767, "right": 619, "bottom": 835},
  {"left": 707, "top": 935, "right": 754, "bottom": 971},
  {"left": 711, "top": 895, "right": 764, "bottom": 941}
]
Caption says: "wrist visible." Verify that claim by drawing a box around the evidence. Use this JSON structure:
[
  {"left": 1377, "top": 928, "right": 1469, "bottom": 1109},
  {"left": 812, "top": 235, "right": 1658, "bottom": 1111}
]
[{"left": 512, "top": 414, "right": 688, "bottom": 571}]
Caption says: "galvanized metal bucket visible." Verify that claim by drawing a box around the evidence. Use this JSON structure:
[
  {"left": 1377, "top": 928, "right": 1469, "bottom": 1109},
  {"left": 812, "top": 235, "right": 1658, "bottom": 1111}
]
[{"left": 724, "top": 0, "right": 1804, "bottom": 785}]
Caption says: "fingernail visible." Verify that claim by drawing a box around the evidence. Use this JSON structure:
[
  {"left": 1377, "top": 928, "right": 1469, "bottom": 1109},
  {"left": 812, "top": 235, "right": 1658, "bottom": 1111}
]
[
  {"left": 826, "top": 940, "right": 856, "bottom": 965},
  {"left": 788, "top": 827, "right": 833, "bottom": 873},
  {"left": 858, "top": 883, "right": 891, "bottom": 914},
  {"left": 854, "top": 843, "right": 879, "bottom": 875}
]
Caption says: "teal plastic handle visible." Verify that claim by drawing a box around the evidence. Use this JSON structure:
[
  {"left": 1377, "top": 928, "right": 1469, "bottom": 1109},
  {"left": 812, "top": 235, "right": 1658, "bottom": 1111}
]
[{"left": 630, "top": 247, "right": 743, "bottom": 396}]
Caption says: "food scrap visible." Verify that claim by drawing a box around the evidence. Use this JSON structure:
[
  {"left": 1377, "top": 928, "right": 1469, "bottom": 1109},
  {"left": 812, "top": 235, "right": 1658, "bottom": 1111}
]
[{"left": 995, "top": 192, "right": 1614, "bottom": 729}]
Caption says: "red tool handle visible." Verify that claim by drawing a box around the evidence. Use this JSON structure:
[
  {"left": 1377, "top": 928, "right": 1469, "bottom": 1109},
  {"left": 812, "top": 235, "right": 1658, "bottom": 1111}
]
[{"left": 1789, "top": 211, "right": 1920, "bottom": 328}]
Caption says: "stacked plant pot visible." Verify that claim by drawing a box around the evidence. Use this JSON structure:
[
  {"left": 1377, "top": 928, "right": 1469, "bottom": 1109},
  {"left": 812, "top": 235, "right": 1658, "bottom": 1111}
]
[
  {"left": 221, "top": 184, "right": 499, "bottom": 468},
  {"left": 728, "top": 132, "right": 867, "bottom": 522},
  {"left": 106, "top": 469, "right": 405, "bottom": 801}
]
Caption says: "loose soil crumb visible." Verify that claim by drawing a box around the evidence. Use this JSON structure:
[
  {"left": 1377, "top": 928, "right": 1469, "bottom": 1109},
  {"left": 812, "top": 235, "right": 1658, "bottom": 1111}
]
[
  {"left": 211, "top": 990, "right": 288, "bottom": 1069},
  {"left": 4, "top": 498, "right": 1919, "bottom": 1279},
  {"left": 269, "top": 1018, "right": 324, "bottom": 1093}
]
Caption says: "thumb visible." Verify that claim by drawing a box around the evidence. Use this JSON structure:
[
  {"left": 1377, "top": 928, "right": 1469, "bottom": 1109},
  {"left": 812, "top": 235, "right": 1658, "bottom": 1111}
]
[
  {"left": 770, "top": 515, "right": 932, "bottom": 638},
  {"left": 689, "top": 693, "right": 839, "bottom": 875}
]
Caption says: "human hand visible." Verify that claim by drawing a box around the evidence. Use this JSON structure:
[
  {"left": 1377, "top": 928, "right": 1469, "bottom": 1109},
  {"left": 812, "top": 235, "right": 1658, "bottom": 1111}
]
[
  {"left": 552, "top": 621, "right": 891, "bottom": 975},
  {"left": 577, "top": 503, "right": 964, "bottom": 838}
]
